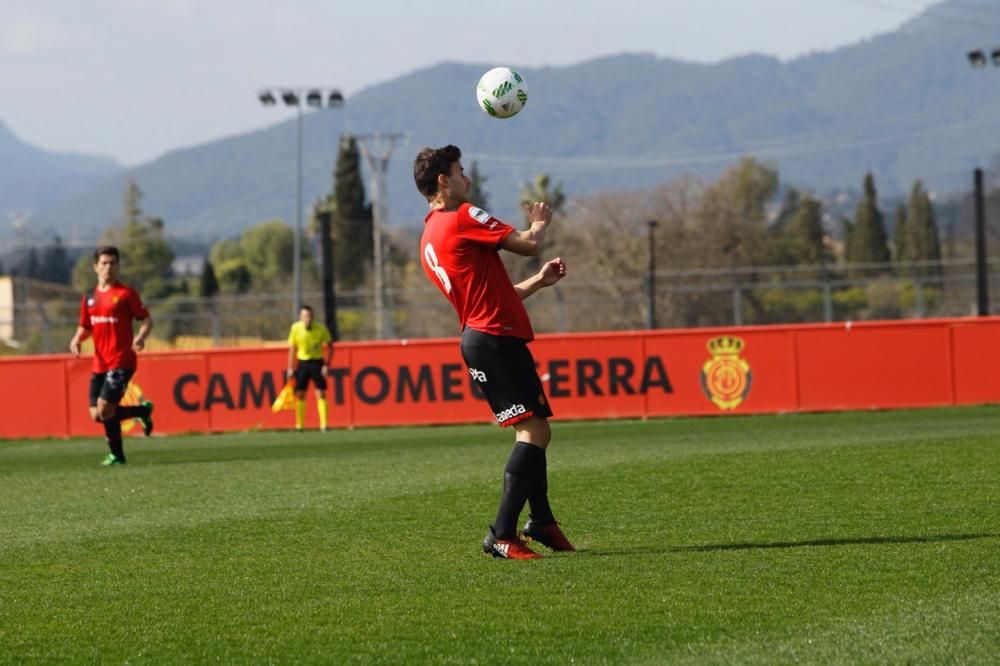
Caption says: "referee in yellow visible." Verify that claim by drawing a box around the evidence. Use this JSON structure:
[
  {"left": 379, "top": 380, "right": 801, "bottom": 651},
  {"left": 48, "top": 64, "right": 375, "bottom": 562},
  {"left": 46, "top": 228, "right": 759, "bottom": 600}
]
[{"left": 286, "top": 305, "right": 334, "bottom": 432}]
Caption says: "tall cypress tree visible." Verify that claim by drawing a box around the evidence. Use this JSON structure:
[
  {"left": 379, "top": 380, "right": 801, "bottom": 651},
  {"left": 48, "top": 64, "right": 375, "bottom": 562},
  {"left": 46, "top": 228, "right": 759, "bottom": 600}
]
[
  {"left": 23, "top": 248, "right": 40, "bottom": 279},
  {"left": 330, "top": 135, "right": 373, "bottom": 289},
  {"left": 199, "top": 259, "right": 220, "bottom": 298},
  {"left": 767, "top": 189, "right": 802, "bottom": 266},
  {"left": 846, "top": 173, "right": 890, "bottom": 277},
  {"left": 39, "top": 235, "right": 70, "bottom": 284},
  {"left": 789, "top": 194, "right": 828, "bottom": 268},
  {"left": 467, "top": 161, "right": 490, "bottom": 210},
  {"left": 893, "top": 203, "right": 908, "bottom": 265},
  {"left": 904, "top": 180, "right": 942, "bottom": 279}
]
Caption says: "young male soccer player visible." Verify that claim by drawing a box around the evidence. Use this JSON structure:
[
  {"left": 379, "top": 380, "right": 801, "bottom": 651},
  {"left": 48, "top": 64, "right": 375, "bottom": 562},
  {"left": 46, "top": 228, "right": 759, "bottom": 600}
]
[
  {"left": 413, "top": 144, "right": 575, "bottom": 560},
  {"left": 286, "top": 305, "right": 334, "bottom": 432},
  {"left": 69, "top": 246, "right": 154, "bottom": 466}
]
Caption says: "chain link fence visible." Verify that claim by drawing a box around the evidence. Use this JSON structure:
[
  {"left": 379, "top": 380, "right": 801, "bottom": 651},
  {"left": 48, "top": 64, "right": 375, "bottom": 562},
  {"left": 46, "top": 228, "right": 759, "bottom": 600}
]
[{"left": 1, "top": 257, "right": 997, "bottom": 355}]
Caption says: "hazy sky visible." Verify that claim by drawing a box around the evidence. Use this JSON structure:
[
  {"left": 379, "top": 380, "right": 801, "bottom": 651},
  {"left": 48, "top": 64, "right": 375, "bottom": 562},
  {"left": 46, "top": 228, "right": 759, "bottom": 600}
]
[{"left": 0, "top": 0, "right": 946, "bottom": 166}]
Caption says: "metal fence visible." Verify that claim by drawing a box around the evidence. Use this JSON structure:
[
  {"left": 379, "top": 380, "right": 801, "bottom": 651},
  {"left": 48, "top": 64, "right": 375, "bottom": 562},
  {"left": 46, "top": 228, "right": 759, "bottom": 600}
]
[{"left": 1, "top": 257, "right": 997, "bottom": 355}]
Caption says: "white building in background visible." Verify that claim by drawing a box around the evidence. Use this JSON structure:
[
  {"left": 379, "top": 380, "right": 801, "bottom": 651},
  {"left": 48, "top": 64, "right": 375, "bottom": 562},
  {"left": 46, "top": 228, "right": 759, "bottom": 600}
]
[{"left": 172, "top": 255, "right": 205, "bottom": 278}]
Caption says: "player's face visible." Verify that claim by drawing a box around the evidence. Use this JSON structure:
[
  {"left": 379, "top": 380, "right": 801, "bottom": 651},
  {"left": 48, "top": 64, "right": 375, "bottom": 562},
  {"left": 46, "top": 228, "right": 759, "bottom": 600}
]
[
  {"left": 93, "top": 254, "right": 119, "bottom": 284},
  {"left": 447, "top": 161, "right": 471, "bottom": 203},
  {"left": 299, "top": 308, "right": 313, "bottom": 327}
]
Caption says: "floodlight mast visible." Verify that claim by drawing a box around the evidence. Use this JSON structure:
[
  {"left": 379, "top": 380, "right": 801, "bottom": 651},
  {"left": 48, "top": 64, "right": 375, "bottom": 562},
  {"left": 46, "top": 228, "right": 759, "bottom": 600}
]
[{"left": 258, "top": 86, "right": 344, "bottom": 320}]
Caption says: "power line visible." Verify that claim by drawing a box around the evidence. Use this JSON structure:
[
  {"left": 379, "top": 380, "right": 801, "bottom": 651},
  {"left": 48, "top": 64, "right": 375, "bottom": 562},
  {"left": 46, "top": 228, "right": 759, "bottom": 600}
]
[{"left": 468, "top": 111, "right": 1000, "bottom": 172}]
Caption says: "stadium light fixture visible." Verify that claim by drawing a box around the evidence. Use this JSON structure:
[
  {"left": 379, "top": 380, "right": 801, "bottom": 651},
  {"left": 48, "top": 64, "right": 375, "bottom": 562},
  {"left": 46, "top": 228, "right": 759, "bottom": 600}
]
[
  {"left": 257, "top": 86, "right": 346, "bottom": 319},
  {"left": 968, "top": 50, "right": 987, "bottom": 67}
]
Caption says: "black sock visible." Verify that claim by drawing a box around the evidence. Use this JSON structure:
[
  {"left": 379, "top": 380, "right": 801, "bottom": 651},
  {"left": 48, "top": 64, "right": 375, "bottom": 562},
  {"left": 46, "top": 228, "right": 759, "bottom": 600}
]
[
  {"left": 115, "top": 405, "right": 149, "bottom": 420},
  {"left": 103, "top": 419, "right": 125, "bottom": 461},
  {"left": 493, "top": 442, "right": 545, "bottom": 539},
  {"left": 528, "top": 448, "right": 556, "bottom": 524}
]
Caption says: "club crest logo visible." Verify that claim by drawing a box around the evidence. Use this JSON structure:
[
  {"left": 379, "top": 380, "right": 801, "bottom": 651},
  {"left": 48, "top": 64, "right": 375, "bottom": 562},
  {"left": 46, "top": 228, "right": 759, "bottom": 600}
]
[
  {"left": 112, "top": 295, "right": 119, "bottom": 304},
  {"left": 700, "top": 336, "right": 752, "bottom": 410}
]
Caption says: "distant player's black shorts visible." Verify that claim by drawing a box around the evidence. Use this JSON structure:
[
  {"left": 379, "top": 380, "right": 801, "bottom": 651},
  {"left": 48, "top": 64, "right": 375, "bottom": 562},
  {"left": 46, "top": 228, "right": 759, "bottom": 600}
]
[
  {"left": 89, "top": 369, "right": 135, "bottom": 407},
  {"left": 294, "top": 359, "right": 327, "bottom": 391},
  {"left": 460, "top": 328, "right": 553, "bottom": 427}
]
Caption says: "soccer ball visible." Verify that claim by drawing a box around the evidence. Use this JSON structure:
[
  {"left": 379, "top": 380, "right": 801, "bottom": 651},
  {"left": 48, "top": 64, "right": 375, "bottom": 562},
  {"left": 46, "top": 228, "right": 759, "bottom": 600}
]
[{"left": 476, "top": 67, "right": 528, "bottom": 119}]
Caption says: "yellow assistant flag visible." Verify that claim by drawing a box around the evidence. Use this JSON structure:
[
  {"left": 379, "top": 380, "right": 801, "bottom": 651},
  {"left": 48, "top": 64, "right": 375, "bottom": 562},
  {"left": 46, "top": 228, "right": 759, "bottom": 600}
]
[{"left": 271, "top": 380, "right": 296, "bottom": 413}]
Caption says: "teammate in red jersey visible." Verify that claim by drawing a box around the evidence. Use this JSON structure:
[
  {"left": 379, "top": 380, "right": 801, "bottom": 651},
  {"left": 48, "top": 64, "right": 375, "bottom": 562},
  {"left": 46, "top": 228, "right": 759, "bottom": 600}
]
[
  {"left": 69, "top": 246, "right": 155, "bottom": 466},
  {"left": 414, "top": 145, "right": 575, "bottom": 560}
]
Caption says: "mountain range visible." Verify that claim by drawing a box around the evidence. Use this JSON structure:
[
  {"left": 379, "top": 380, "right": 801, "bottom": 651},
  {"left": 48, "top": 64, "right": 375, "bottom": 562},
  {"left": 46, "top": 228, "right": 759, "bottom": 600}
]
[{"left": 4, "top": 0, "right": 1000, "bottom": 245}]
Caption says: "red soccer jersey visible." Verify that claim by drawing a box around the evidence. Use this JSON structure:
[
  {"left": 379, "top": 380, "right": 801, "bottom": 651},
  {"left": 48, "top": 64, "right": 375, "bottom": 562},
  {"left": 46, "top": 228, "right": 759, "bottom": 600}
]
[
  {"left": 78, "top": 282, "right": 150, "bottom": 372},
  {"left": 420, "top": 203, "right": 534, "bottom": 340}
]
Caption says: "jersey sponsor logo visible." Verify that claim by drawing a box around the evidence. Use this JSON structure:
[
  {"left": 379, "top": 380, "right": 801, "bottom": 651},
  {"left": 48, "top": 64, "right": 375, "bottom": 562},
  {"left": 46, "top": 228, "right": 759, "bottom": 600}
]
[
  {"left": 90, "top": 315, "right": 120, "bottom": 325},
  {"left": 700, "top": 335, "right": 752, "bottom": 410},
  {"left": 469, "top": 368, "right": 487, "bottom": 383},
  {"left": 468, "top": 206, "right": 492, "bottom": 225},
  {"left": 494, "top": 403, "right": 526, "bottom": 423}
]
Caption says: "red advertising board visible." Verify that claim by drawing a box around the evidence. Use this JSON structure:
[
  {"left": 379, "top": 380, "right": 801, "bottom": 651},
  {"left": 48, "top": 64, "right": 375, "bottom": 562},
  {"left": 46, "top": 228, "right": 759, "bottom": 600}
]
[{"left": 1, "top": 318, "right": 998, "bottom": 440}]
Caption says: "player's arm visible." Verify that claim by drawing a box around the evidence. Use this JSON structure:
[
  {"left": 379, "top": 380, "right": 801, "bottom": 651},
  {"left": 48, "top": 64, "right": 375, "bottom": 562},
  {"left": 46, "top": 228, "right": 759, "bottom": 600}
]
[
  {"left": 322, "top": 340, "right": 334, "bottom": 376},
  {"left": 127, "top": 289, "right": 152, "bottom": 351},
  {"left": 70, "top": 294, "right": 91, "bottom": 356},
  {"left": 69, "top": 326, "right": 91, "bottom": 356},
  {"left": 500, "top": 202, "right": 551, "bottom": 257},
  {"left": 514, "top": 257, "right": 567, "bottom": 300},
  {"left": 132, "top": 315, "right": 153, "bottom": 352},
  {"left": 287, "top": 343, "right": 297, "bottom": 381}
]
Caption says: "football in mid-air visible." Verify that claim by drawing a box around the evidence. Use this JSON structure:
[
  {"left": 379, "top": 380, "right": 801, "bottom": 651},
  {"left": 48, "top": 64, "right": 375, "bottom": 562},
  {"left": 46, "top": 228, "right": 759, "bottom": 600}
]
[{"left": 476, "top": 67, "right": 527, "bottom": 119}]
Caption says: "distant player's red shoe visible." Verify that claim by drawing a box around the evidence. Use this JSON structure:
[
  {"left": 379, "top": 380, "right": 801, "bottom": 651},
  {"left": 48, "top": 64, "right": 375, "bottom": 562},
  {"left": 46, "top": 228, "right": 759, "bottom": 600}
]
[
  {"left": 523, "top": 519, "right": 576, "bottom": 552},
  {"left": 482, "top": 526, "right": 542, "bottom": 560}
]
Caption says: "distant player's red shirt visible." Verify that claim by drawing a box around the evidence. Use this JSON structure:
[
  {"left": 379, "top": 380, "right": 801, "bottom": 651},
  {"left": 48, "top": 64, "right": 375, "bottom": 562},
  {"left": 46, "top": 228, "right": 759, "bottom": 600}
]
[
  {"left": 78, "top": 282, "right": 149, "bottom": 373},
  {"left": 420, "top": 203, "right": 534, "bottom": 340}
]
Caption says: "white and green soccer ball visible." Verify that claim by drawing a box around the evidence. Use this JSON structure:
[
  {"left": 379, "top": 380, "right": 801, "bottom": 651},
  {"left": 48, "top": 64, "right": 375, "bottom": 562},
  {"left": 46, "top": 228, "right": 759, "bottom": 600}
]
[{"left": 476, "top": 67, "right": 527, "bottom": 119}]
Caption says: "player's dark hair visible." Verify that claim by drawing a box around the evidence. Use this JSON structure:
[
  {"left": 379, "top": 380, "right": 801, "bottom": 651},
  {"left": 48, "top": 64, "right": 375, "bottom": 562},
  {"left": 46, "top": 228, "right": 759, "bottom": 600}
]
[
  {"left": 94, "top": 246, "right": 120, "bottom": 262},
  {"left": 413, "top": 145, "right": 462, "bottom": 199},
  {"left": 300, "top": 305, "right": 313, "bottom": 313}
]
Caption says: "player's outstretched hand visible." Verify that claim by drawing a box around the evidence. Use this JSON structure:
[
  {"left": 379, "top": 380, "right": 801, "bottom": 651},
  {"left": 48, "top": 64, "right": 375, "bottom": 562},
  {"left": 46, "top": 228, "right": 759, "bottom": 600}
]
[
  {"left": 69, "top": 339, "right": 80, "bottom": 357},
  {"left": 523, "top": 201, "right": 552, "bottom": 226},
  {"left": 538, "top": 257, "right": 567, "bottom": 286}
]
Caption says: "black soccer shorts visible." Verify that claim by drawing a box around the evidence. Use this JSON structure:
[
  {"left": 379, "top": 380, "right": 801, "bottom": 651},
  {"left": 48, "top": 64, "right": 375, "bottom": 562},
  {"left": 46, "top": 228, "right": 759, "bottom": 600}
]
[
  {"left": 294, "top": 359, "right": 327, "bottom": 391},
  {"left": 89, "top": 368, "right": 135, "bottom": 407},
  {"left": 459, "top": 328, "right": 553, "bottom": 427}
]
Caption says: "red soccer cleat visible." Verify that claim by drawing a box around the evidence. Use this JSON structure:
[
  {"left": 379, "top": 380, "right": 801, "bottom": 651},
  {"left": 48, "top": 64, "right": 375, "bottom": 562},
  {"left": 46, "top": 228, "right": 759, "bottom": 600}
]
[
  {"left": 522, "top": 519, "right": 576, "bottom": 552},
  {"left": 482, "top": 526, "right": 543, "bottom": 560}
]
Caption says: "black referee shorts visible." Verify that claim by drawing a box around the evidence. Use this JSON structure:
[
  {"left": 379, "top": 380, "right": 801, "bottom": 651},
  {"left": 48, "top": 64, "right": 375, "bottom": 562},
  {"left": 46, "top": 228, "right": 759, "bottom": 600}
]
[
  {"left": 89, "top": 368, "right": 135, "bottom": 407},
  {"left": 294, "top": 359, "right": 327, "bottom": 391},
  {"left": 460, "top": 328, "right": 553, "bottom": 427}
]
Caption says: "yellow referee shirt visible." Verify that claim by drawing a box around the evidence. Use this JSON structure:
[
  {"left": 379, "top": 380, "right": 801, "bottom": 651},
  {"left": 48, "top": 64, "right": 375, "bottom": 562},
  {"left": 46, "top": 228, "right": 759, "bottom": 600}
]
[{"left": 288, "top": 321, "right": 332, "bottom": 361}]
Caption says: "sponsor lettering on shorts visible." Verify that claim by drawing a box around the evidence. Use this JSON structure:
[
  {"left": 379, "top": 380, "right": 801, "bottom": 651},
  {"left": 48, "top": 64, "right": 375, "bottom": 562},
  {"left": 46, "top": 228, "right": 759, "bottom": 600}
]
[{"left": 494, "top": 403, "right": 527, "bottom": 423}]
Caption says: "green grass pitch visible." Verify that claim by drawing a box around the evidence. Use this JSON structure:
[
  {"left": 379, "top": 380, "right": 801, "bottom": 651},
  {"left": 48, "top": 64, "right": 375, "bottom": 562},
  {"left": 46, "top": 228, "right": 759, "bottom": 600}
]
[{"left": 1, "top": 407, "right": 998, "bottom": 663}]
